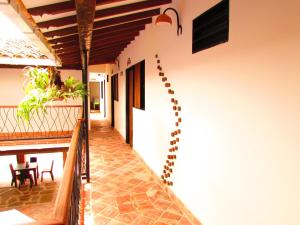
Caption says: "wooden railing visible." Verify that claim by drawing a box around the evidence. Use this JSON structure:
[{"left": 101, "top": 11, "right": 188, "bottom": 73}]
[{"left": 21, "top": 113, "right": 85, "bottom": 225}]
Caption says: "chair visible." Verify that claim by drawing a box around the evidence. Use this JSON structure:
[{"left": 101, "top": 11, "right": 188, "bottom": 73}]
[
  {"left": 19, "top": 170, "right": 34, "bottom": 189},
  {"left": 30, "top": 157, "right": 39, "bottom": 178},
  {"left": 9, "top": 164, "right": 33, "bottom": 189},
  {"left": 41, "top": 160, "right": 54, "bottom": 182},
  {"left": 9, "top": 164, "right": 21, "bottom": 188}
]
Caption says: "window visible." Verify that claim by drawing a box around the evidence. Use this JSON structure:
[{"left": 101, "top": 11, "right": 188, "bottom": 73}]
[
  {"left": 126, "top": 60, "right": 145, "bottom": 111},
  {"left": 192, "top": 0, "right": 229, "bottom": 54}
]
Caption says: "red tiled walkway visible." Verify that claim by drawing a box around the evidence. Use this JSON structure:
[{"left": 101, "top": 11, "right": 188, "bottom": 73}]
[{"left": 83, "top": 120, "right": 200, "bottom": 225}]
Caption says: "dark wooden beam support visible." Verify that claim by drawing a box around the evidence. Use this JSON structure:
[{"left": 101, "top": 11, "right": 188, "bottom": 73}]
[
  {"left": 52, "top": 18, "right": 150, "bottom": 52},
  {"left": 37, "top": 0, "right": 171, "bottom": 28},
  {"left": 44, "top": 26, "right": 78, "bottom": 38},
  {"left": 56, "top": 47, "right": 80, "bottom": 55},
  {"left": 57, "top": 39, "right": 129, "bottom": 55},
  {"left": 90, "top": 40, "right": 131, "bottom": 53},
  {"left": 28, "top": 0, "right": 126, "bottom": 16},
  {"left": 49, "top": 34, "right": 79, "bottom": 45},
  {"left": 28, "top": 1, "right": 74, "bottom": 16},
  {"left": 38, "top": 16, "right": 77, "bottom": 29},
  {"left": 89, "top": 58, "right": 116, "bottom": 65},
  {"left": 92, "top": 35, "right": 135, "bottom": 47},
  {"left": 93, "top": 30, "right": 138, "bottom": 43},
  {"left": 90, "top": 46, "right": 127, "bottom": 57},
  {"left": 93, "top": 8, "right": 160, "bottom": 29},
  {"left": 58, "top": 52, "right": 81, "bottom": 59},
  {"left": 43, "top": 9, "right": 158, "bottom": 38},
  {"left": 93, "top": 18, "right": 150, "bottom": 37},
  {"left": 94, "top": 0, "right": 171, "bottom": 19},
  {"left": 61, "top": 64, "right": 82, "bottom": 70},
  {"left": 61, "top": 60, "right": 82, "bottom": 65},
  {"left": 60, "top": 58, "right": 80, "bottom": 63},
  {"left": 52, "top": 41, "right": 79, "bottom": 50}
]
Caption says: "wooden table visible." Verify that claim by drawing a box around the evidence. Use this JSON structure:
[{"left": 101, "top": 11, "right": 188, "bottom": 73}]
[
  {"left": 14, "top": 162, "right": 38, "bottom": 186},
  {"left": 0, "top": 143, "right": 70, "bottom": 166}
]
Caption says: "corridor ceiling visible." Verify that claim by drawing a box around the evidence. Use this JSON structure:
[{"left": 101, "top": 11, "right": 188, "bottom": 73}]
[{"left": 21, "top": 0, "right": 172, "bottom": 69}]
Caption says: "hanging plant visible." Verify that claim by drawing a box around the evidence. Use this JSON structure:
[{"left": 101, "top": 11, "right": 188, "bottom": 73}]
[{"left": 17, "top": 66, "right": 87, "bottom": 122}]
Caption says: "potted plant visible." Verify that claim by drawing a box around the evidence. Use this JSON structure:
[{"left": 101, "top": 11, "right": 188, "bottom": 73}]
[{"left": 17, "top": 66, "right": 87, "bottom": 122}]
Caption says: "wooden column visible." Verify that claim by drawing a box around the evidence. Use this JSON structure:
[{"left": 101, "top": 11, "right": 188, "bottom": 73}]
[{"left": 74, "top": 0, "right": 96, "bottom": 183}]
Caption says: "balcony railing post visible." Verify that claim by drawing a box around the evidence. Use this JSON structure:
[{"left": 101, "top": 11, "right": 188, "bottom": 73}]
[{"left": 82, "top": 49, "right": 90, "bottom": 183}]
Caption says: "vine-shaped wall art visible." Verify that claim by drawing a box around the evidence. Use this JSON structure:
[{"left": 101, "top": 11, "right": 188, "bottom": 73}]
[{"left": 155, "top": 54, "right": 182, "bottom": 186}]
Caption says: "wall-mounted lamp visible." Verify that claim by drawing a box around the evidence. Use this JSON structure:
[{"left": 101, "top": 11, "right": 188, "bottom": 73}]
[{"left": 155, "top": 8, "right": 182, "bottom": 36}]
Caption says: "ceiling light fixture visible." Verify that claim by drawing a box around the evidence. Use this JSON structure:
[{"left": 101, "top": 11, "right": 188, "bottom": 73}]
[{"left": 155, "top": 7, "right": 182, "bottom": 36}]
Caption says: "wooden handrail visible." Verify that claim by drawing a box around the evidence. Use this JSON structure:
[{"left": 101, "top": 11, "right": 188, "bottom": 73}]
[
  {"left": 18, "top": 109, "right": 84, "bottom": 225},
  {"left": 53, "top": 119, "right": 82, "bottom": 224}
]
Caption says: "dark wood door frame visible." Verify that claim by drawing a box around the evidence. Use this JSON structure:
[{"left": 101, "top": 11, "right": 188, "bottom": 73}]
[
  {"left": 104, "top": 80, "right": 106, "bottom": 117},
  {"left": 111, "top": 74, "right": 117, "bottom": 127}
]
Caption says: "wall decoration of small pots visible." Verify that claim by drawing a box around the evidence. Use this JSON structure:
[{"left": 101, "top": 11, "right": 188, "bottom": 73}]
[{"left": 155, "top": 54, "right": 183, "bottom": 186}]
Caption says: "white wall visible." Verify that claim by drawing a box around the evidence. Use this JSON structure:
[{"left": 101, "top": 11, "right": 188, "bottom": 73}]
[{"left": 112, "top": 0, "right": 300, "bottom": 225}]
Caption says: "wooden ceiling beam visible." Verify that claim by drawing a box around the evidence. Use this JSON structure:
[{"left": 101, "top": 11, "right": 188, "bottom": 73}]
[
  {"left": 90, "top": 40, "right": 131, "bottom": 52},
  {"left": 37, "top": 0, "right": 171, "bottom": 28},
  {"left": 58, "top": 51, "right": 81, "bottom": 57},
  {"left": 44, "top": 26, "right": 78, "bottom": 38},
  {"left": 93, "top": 26, "right": 143, "bottom": 40},
  {"left": 90, "top": 52, "right": 120, "bottom": 60},
  {"left": 60, "top": 56, "right": 81, "bottom": 62},
  {"left": 93, "top": 8, "right": 160, "bottom": 29},
  {"left": 61, "top": 60, "right": 82, "bottom": 65},
  {"left": 49, "top": 25, "right": 139, "bottom": 49},
  {"left": 90, "top": 43, "right": 127, "bottom": 58},
  {"left": 93, "top": 18, "right": 150, "bottom": 37},
  {"left": 56, "top": 47, "right": 80, "bottom": 55},
  {"left": 43, "top": 9, "right": 158, "bottom": 38},
  {"left": 93, "top": 30, "right": 138, "bottom": 43},
  {"left": 49, "top": 34, "right": 79, "bottom": 45},
  {"left": 61, "top": 64, "right": 82, "bottom": 70},
  {"left": 57, "top": 38, "right": 130, "bottom": 55},
  {"left": 28, "top": 1, "right": 75, "bottom": 16},
  {"left": 89, "top": 58, "right": 116, "bottom": 65},
  {"left": 28, "top": 0, "right": 126, "bottom": 16},
  {"left": 92, "top": 37, "right": 134, "bottom": 48},
  {"left": 94, "top": 0, "right": 171, "bottom": 18},
  {"left": 52, "top": 41, "right": 79, "bottom": 50}
]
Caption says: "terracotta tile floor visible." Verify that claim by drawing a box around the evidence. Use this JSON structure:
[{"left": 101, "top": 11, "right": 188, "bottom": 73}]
[{"left": 82, "top": 120, "right": 200, "bottom": 225}]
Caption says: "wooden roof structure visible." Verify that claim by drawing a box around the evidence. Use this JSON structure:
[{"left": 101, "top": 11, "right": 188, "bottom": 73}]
[{"left": 19, "top": 0, "right": 172, "bottom": 69}]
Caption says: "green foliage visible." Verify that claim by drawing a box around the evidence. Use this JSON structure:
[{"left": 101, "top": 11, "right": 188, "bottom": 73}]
[{"left": 17, "top": 66, "right": 87, "bottom": 122}]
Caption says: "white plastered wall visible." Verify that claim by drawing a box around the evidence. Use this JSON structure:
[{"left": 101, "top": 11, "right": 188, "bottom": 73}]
[{"left": 111, "top": 0, "right": 300, "bottom": 225}]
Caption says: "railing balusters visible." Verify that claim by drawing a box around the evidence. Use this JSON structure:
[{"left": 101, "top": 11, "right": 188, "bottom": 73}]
[{"left": 0, "top": 105, "right": 81, "bottom": 141}]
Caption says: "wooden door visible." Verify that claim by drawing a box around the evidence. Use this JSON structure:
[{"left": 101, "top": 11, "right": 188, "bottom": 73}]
[
  {"left": 111, "top": 74, "right": 118, "bottom": 127},
  {"left": 111, "top": 76, "right": 115, "bottom": 127},
  {"left": 126, "top": 69, "right": 134, "bottom": 145},
  {"left": 126, "top": 60, "right": 145, "bottom": 146}
]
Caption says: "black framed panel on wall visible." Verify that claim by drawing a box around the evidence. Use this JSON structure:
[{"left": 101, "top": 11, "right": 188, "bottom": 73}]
[{"left": 192, "top": 0, "right": 229, "bottom": 54}]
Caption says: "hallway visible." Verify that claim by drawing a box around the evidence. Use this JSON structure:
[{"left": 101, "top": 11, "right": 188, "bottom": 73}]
[{"left": 83, "top": 120, "right": 200, "bottom": 225}]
